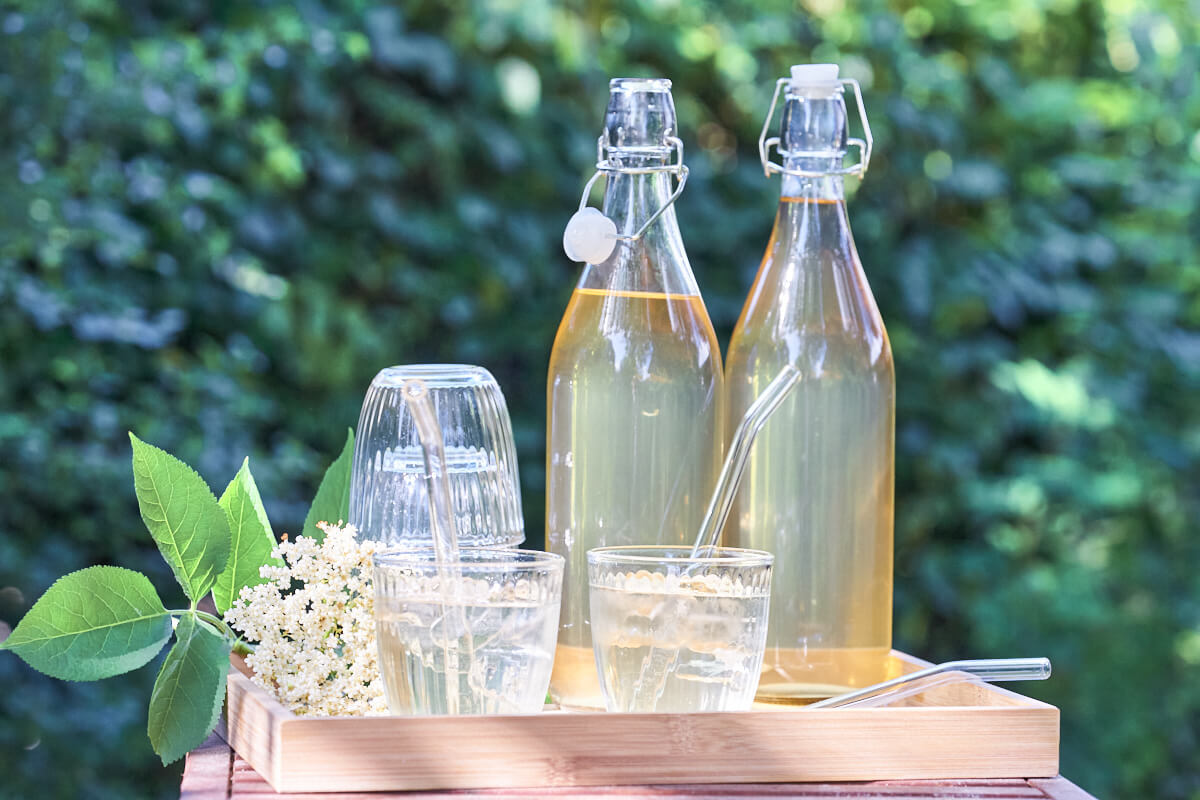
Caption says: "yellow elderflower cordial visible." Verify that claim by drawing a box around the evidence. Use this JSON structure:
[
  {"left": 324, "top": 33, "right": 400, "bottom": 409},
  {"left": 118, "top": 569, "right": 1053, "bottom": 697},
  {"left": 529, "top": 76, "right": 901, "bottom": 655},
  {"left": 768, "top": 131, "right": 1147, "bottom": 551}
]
[{"left": 223, "top": 522, "right": 388, "bottom": 716}]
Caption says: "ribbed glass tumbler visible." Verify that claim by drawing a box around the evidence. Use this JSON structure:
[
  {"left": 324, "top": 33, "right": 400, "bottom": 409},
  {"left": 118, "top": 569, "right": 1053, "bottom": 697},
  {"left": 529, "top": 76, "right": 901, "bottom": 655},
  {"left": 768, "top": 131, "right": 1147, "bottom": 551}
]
[
  {"left": 349, "top": 365, "right": 525, "bottom": 547},
  {"left": 373, "top": 547, "right": 563, "bottom": 715},
  {"left": 587, "top": 546, "right": 773, "bottom": 713}
]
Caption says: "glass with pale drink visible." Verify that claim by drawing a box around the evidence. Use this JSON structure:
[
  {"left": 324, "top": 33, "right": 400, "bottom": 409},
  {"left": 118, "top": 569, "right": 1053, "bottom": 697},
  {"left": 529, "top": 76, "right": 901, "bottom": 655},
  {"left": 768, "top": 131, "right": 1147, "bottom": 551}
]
[
  {"left": 587, "top": 546, "right": 773, "bottom": 713},
  {"left": 373, "top": 548, "right": 563, "bottom": 715}
]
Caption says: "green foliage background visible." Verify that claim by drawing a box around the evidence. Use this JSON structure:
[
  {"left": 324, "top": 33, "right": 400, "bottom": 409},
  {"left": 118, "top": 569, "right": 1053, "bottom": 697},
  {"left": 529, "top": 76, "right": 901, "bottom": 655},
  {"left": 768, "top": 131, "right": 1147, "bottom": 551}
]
[{"left": 0, "top": 0, "right": 1196, "bottom": 797}]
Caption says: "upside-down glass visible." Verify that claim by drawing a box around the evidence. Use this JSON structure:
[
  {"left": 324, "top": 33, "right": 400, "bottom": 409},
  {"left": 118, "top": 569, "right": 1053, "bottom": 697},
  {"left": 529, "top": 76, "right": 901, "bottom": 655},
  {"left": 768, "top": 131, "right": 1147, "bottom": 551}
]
[
  {"left": 350, "top": 365, "right": 524, "bottom": 547},
  {"left": 587, "top": 546, "right": 773, "bottom": 713},
  {"left": 373, "top": 548, "right": 563, "bottom": 715}
]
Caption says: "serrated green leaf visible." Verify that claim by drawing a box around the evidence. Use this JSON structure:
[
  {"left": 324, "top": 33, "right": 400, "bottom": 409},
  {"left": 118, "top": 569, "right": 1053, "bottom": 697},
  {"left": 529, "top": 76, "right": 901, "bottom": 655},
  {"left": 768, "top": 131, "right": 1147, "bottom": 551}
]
[
  {"left": 302, "top": 428, "right": 354, "bottom": 543},
  {"left": 0, "top": 566, "right": 171, "bottom": 681},
  {"left": 213, "top": 459, "right": 281, "bottom": 614},
  {"left": 130, "top": 433, "right": 231, "bottom": 603},
  {"left": 147, "top": 614, "right": 231, "bottom": 765}
]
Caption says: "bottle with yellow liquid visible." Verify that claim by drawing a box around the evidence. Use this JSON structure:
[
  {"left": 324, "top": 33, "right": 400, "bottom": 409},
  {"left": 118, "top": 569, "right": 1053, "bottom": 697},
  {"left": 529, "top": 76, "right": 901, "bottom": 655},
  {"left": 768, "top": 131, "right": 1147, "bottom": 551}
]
[
  {"left": 547, "top": 78, "right": 723, "bottom": 709},
  {"left": 725, "top": 65, "right": 894, "bottom": 703}
]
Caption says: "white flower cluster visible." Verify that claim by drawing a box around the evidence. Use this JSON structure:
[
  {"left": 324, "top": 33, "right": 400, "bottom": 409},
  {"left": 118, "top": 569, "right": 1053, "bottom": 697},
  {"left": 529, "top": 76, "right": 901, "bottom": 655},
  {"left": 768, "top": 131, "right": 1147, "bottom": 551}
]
[{"left": 223, "top": 522, "right": 389, "bottom": 717}]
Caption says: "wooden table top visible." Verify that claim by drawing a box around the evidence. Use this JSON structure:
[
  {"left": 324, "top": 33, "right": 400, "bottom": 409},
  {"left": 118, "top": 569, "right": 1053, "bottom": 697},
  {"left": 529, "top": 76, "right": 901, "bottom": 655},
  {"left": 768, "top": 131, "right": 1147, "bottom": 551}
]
[{"left": 182, "top": 734, "right": 1097, "bottom": 799}]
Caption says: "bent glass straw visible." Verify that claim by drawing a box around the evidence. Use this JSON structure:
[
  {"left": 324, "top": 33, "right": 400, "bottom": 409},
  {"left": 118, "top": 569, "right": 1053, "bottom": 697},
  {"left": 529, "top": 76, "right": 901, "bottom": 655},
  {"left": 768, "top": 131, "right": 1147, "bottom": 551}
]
[
  {"left": 690, "top": 364, "right": 802, "bottom": 557},
  {"left": 808, "top": 658, "right": 1053, "bottom": 709}
]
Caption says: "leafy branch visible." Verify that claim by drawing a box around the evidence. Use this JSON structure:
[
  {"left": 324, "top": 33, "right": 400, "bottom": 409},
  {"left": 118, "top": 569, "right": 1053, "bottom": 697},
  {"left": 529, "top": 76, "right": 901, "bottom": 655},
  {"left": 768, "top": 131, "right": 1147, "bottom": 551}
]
[{"left": 0, "top": 430, "right": 355, "bottom": 764}]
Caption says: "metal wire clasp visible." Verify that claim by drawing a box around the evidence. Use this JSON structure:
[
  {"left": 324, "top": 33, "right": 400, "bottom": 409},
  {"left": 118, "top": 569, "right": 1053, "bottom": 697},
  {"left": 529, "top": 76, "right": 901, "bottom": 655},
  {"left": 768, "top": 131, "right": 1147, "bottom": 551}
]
[
  {"left": 575, "top": 135, "right": 689, "bottom": 242},
  {"left": 757, "top": 77, "right": 873, "bottom": 179}
]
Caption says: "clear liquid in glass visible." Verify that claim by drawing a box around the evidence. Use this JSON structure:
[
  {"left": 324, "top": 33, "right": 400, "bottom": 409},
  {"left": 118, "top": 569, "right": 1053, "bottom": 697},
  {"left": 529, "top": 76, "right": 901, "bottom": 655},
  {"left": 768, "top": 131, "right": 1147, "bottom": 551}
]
[
  {"left": 376, "top": 595, "right": 556, "bottom": 715},
  {"left": 589, "top": 575, "right": 769, "bottom": 712}
]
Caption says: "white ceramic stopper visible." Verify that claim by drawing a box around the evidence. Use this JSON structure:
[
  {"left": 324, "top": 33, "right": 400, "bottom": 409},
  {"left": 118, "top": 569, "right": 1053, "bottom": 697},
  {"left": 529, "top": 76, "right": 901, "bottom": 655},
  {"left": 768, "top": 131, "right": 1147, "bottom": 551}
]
[
  {"left": 563, "top": 208, "right": 618, "bottom": 264},
  {"left": 789, "top": 64, "right": 840, "bottom": 95}
]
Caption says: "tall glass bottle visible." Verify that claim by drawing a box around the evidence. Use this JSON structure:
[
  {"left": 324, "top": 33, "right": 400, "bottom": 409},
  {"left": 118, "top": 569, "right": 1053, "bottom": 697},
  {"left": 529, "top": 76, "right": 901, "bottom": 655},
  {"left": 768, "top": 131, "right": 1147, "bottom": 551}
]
[
  {"left": 725, "top": 65, "right": 894, "bottom": 702},
  {"left": 547, "top": 79, "right": 723, "bottom": 709}
]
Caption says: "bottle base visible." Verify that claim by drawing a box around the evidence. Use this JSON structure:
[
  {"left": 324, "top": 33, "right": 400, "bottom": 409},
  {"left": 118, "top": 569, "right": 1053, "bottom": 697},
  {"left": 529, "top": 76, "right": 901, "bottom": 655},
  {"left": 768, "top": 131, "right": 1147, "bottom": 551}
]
[
  {"left": 549, "top": 643, "right": 606, "bottom": 711},
  {"left": 754, "top": 645, "right": 892, "bottom": 703}
]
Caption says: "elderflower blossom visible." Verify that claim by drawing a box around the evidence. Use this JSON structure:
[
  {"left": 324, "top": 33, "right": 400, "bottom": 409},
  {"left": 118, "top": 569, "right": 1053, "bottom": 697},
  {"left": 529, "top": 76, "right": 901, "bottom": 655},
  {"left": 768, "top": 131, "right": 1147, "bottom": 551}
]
[{"left": 223, "top": 522, "right": 388, "bottom": 716}]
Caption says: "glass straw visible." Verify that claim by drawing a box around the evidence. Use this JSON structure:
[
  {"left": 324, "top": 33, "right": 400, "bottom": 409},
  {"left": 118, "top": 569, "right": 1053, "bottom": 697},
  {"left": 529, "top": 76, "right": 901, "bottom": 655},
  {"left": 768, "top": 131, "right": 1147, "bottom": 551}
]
[
  {"left": 808, "top": 657, "right": 1052, "bottom": 709},
  {"left": 691, "top": 365, "right": 802, "bottom": 556},
  {"left": 403, "top": 379, "right": 460, "bottom": 563},
  {"left": 402, "top": 378, "right": 471, "bottom": 713}
]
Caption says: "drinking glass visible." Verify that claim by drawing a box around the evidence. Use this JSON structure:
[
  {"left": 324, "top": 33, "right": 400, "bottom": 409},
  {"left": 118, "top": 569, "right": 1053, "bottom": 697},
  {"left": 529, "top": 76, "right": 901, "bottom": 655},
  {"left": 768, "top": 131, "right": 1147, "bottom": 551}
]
[
  {"left": 373, "top": 548, "right": 564, "bottom": 715},
  {"left": 350, "top": 365, "right": 524, "bottom": 547},
  {"left": 587, "top": 546, "right": 773, "bottom": 713}
]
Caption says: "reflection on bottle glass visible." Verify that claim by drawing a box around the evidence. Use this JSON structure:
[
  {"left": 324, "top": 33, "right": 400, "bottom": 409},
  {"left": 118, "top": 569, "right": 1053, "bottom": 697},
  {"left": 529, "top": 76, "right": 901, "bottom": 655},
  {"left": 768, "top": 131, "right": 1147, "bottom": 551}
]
[{"left": 726, "top": 71, "right": 895, "bottom": 702}]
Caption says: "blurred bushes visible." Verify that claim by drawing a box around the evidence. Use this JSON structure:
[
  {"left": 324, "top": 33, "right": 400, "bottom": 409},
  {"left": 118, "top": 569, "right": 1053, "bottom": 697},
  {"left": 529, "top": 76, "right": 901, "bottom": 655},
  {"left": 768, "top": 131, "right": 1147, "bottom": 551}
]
[{"left": 1, "top": 1, "right": 1197, "bottom": 798}]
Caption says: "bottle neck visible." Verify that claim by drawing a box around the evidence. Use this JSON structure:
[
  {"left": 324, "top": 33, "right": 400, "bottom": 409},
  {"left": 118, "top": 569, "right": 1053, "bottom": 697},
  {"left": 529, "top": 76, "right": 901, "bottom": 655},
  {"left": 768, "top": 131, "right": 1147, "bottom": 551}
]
[
  {"left": 780, "top": 172, "right": 845, "bottom": 203},
  {"left": 776, "top": 150, "right": 851, "bottom": 242},
  {"left": 601, "top": 154, "right": 676, "bottom": 235},
  {"left": 600, "top": 79, "right": 680, "bottom": 245},
  {"left": 777, "top": 92, "right": 847, "bottom": 202},
  {"left": 763, "top": 156, "right": 857, "bottom": 310},
  {"left": 580, "top": 79, "right": 696, "bottom": 297},
  {"left": 581, "top": 154, "right": 695, "bottom": 297},
  {"left": 742, "top": 173, "right": 867, "bottom": 337},
  {"left": 732, "top": 75, "right": 881, "bottom": 338}
]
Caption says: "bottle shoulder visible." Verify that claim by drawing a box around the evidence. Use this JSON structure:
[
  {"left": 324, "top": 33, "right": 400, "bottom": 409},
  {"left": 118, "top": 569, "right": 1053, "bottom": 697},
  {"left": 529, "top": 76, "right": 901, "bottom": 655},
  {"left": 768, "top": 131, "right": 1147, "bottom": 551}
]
[
  {"left": 578, "top": 225, "right": 700, "bottom": 297},
  {"left": 732, "top": 205, "right": 888, "bottom": 370},
  {"left": 549, "top": 288, "right": 724, "bottom": 379},
  {"left": 727, "top": 311, "right": 893, "bottom": 380}
]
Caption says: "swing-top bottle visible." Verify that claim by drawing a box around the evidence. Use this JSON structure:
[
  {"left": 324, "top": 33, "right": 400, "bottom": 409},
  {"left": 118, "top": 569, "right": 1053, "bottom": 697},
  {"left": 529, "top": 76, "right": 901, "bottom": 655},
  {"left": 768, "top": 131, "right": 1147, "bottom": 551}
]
[
  {"left": 725, "top": 65, "right": 895, "bottom": 701},
  {"left": 547, "top": 79, "right": 724, "bottom": 709}
]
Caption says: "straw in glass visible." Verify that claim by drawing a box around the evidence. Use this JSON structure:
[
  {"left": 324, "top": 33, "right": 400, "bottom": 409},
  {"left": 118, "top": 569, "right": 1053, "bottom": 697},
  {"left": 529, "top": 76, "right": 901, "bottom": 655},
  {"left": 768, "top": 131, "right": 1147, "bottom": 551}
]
[
  {"left": 401, "top": 378, "right": 473, "bottom": 713},
  {"left": 402, "top": 379, "right": 460, "bottom": 563},
  {"left": 690, "top": 364, "right": 802, "bottom": 556}
]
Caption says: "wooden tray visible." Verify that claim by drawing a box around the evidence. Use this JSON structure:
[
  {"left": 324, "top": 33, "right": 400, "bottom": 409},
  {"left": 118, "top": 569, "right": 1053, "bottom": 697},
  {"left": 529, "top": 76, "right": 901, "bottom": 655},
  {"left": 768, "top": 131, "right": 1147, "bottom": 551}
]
[{"left": 223, "top": 651, "right": 1059, "bottom": 793}]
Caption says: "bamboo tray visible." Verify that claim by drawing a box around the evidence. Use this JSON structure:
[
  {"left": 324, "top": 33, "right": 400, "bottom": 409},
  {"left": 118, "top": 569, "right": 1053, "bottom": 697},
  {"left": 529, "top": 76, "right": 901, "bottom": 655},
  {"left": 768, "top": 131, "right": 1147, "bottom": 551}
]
[{"left": 223, "top": 651, "right": 1059, "bottom": 793}]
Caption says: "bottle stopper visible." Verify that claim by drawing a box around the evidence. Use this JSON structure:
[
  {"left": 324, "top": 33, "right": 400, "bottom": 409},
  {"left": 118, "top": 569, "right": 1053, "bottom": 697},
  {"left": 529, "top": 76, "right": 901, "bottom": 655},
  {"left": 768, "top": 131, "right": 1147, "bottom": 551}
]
[
  {"left": 788, "top": 64, "right": 841, "bottom": 96},
  {"left": 563, "top": 207, "right": 618, "bottom": 264}
]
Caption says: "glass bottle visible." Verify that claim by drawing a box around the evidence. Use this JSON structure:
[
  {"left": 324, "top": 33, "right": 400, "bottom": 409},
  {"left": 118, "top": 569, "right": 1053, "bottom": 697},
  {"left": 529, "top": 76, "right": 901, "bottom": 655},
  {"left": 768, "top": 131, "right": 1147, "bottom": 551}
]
[
  {"left": 546, "top": 78, "right": 724, "bottom": 709},
  {"left": 725, "top": 65, "right": 894, "bottom": 702}
]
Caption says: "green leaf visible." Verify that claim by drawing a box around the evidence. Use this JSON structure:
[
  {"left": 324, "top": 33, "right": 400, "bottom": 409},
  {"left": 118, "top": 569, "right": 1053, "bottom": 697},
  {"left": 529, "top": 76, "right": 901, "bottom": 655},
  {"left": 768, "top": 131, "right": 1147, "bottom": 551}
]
[
  {"left": 0, "top": 566, "right": 171, "bottom": 681},
  {"left": 302, "top": 428, "right": 354, "bottom": 543},
  {"left": 213, "top": 459, "right": 281, "bottom": 614},
  {"left": 130, "top": 433, "right": 232, "bottom": 603},
  {"left": 147, "top": 613, "right": 231, "bottom": 765}
]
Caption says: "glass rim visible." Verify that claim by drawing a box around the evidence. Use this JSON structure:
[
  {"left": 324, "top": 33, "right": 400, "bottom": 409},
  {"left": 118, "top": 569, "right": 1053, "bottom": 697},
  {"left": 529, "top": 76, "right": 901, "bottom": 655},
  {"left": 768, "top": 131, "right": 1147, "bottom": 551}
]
[
  {"left": 369, "top": 363, "right": 496, "bottom": 389},
  {"left": 783, "top": 83, "right": 845, "bottom": 99},
  {"left": 373, "top": 546, "right": 564, "bottom": 571},
  {"left": 609, "top": 77, "right": 671, "bottom": 92},
  {"left": 364, "top": 531, "right": 527, "bottom": 547},
  {"left": 586, "top": 545, "right": 773, "bottom": 567}
]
